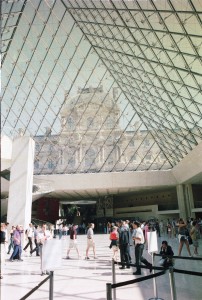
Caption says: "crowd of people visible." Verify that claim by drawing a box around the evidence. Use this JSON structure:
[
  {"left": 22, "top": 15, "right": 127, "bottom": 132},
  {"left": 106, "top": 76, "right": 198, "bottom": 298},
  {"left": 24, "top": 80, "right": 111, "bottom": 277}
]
[{"left": 0, "top": 217, "right": 201, "bottom": 279}]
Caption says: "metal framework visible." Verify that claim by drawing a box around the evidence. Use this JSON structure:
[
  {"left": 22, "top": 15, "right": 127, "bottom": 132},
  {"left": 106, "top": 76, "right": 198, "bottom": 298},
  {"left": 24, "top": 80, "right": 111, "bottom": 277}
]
[{"left": 1, "top": 0, "right": 202, "bottom": 175}]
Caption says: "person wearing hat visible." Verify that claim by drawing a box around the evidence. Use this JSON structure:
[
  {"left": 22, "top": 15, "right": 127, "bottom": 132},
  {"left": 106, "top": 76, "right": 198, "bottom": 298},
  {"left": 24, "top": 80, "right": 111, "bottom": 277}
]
[{"left": 132, "top": 221, "right": 152, "bottom": 275}]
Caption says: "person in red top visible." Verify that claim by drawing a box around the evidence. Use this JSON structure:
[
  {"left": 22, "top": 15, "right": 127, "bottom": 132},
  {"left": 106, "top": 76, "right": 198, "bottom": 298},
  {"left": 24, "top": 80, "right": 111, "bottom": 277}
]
[{"left": 109, "top": 226, "right": 119, "bottom": 261}]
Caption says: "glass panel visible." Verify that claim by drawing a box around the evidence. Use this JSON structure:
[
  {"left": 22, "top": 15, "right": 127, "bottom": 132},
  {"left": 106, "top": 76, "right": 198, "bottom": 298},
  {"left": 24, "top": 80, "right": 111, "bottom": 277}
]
[{"left": 1, "top": 0, "right": 201, "bottom": 175}]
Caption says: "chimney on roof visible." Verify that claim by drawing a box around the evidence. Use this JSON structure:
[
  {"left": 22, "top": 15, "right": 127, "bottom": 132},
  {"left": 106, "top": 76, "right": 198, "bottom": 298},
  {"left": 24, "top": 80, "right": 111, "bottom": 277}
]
[
  {"left": 18, "top": 128, "right": 25, "bottom": 137},
  {"left": 45, "top": 127, "right": 52, "bottom": 136}
]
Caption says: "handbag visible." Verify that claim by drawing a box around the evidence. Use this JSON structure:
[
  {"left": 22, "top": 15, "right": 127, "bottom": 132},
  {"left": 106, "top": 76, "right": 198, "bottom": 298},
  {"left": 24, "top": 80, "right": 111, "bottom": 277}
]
[{"left": 187, "top": 235, "right": 193, "bottom": 245}]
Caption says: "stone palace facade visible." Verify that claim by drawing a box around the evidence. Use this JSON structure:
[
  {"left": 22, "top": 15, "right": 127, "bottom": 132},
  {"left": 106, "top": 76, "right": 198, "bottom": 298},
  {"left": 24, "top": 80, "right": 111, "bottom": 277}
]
[{"left": 34, "top": 86, "right": 169, "bottom": 174}]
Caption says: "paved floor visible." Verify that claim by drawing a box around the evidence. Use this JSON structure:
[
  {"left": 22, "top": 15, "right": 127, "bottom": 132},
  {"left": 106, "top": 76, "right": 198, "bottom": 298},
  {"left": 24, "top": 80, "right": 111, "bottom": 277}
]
[{"left": 1, "top": 233, "right": 202, "bottom": 300}]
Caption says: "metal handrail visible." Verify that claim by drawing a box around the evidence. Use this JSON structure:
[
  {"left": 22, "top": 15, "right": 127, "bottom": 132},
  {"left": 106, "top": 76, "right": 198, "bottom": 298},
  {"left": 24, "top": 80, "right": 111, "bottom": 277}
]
[{"left": 19, "top": 271, "right": 54, "bottom": 300}]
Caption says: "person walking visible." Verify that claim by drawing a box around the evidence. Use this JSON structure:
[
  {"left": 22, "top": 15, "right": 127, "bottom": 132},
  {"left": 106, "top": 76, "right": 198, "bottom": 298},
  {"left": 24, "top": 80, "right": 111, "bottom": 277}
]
[
  {"left": 177, "top": 218, "right": 192, "bottom": 256},
  {"left": 144, "top": 222, "right": 149, "bottom": 250},
  {"left": 23, "top": 223, "right": 34, "bottom": 254},
  {"left": 190, "top": 221, "right": 199, "bottom": 256},
  {"left": 9, "top": 225, "right": 24, "bottom": 261},
  {"left": 30, "top": 225, "right": 40, "bottom": 256},
  {"left": 7, "top": 226, "right": 15, "bottom": 255},
  {"left": 57, "top": 220, "right": 63, "bottom": 240},
  {"left": 4, "top": 222, "right": 9, "bottom": 254},
  {"left": 66, "top": 225, "right": 80, "bottom": 259},
  {"left": 38, "top": 224, "right": 52, "bottom": 275},
  {"left": 118, "top": 221, "right": 131, "bottom": 269},
  {"left": 167, "top": 222, "right": 172, "bottom": 239},
  {"left": 109, "top": 226, "right": 119, "bottom": 261},
  {"left": 132, "top": 221, "right": 152, "bottom": 275},
  {"left": 0, "top": 223, "right": 7, "bottom": 279},
  {"left": 155, "top": 221, "right": 161, "bottom": 237},
  {"left": 85, "top": 223, "right": 97, "bottom": 259}
]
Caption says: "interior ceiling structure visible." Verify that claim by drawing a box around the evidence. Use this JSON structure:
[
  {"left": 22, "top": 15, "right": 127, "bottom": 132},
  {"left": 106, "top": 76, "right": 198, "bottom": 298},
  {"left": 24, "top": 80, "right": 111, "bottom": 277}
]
[{"left": 1, "top": 0, "right": 202, "bottom": 176}]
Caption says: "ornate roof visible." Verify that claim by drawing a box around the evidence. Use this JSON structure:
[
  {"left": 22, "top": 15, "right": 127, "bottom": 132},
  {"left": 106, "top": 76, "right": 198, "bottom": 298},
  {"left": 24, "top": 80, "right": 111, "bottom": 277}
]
[{"left": 61, "top": 87, "right": 119, "bottom": 116}]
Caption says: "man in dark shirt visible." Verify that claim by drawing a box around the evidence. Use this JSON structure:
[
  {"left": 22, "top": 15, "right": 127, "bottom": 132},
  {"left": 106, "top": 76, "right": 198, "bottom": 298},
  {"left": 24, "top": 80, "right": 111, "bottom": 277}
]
[
  {"left": 118, "top": 221, "right": 131, "bottom": 269},
  {"left": 66, "top": 225, "right": 80, "bottom": 259},
  {"left": 159, "top": 240, "right": 174, "bottom": 268}
]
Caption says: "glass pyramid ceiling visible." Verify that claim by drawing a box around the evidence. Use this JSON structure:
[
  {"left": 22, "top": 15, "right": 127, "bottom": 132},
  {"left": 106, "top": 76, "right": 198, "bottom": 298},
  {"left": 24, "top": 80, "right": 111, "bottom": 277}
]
[{"left": 1, "top": 0, "right": 202, "bottom": 175}]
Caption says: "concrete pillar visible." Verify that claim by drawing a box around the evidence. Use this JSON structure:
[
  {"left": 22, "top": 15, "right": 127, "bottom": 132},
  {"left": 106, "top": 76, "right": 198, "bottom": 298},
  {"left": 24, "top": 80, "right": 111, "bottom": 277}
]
[
  {"left": 176, "top": 185, "right": 187, "bottom": 220},
  {"left": 184, "top": 184, "right": 195, "bottom": 219},
  {"left": 7, "top": 136, "right": 35, "bottom": 231}
]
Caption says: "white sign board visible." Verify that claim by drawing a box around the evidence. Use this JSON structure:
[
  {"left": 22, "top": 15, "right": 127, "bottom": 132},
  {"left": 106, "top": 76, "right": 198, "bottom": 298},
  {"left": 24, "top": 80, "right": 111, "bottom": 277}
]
[
  {"left": 42, "top": 239, "right": 62, "bottom": 271},
  {"left": 147, "top": 231, "right": 158, "bottom": 253}
]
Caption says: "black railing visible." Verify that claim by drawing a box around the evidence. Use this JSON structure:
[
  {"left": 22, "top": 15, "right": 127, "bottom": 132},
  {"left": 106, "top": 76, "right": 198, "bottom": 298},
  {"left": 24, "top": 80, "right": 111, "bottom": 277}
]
[
  {"left": 107, "top": 255, "right": 202, "bottom": 300},
  {"left": 19, "top": 271, "right": 54, "bottom": 300}
]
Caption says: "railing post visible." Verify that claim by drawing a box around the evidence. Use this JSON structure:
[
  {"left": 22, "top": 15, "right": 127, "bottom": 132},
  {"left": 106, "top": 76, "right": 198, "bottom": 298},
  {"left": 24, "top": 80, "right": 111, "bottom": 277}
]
[
  {"left": 112, "top": 259, "right": 116, "bottom": 300},
  {"left": 152, "top": 253, "right": 158, "bottom": 298},
  {"left": 106, "top": 283, "right": 112, "bottom": 300},
  {"left": 169, "top": 267, "right": 177, "bottom": 300},
  {"left": 49, "top": 271, "right": 54, "bottom": 300}
]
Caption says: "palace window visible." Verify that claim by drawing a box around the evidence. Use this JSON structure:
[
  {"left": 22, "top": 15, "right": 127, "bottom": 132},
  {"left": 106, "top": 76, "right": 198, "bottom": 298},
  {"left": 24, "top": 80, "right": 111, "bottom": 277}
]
[
  {"left": 34, "top": 160, "right": 39, "bottom": 168},
  {"left": 106, "top": 116, "right": 114, "bottom": 128},
  {"left": 129, "top": 140, "right": 135, "bottom": 147},
  {"left": 87, "top": 117, "right": 93, "bottom": 128},
  {"left": 48, "top": 160, "right": 54, "bottom": 169},
  {"left": 68, "top": 156, "right": 75, "bottom": 168},
  {"left": 85, "top": 148, "right": 96, "bottom": 167},
  {"left": 131, "top": 154, "right": 136, "bottom": 161},
  {"left": 144, "top": 139, "right": 150, "bottom": 147},
  {"left": 67, "top": 116, "right": 75, "bottom": 129}
]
